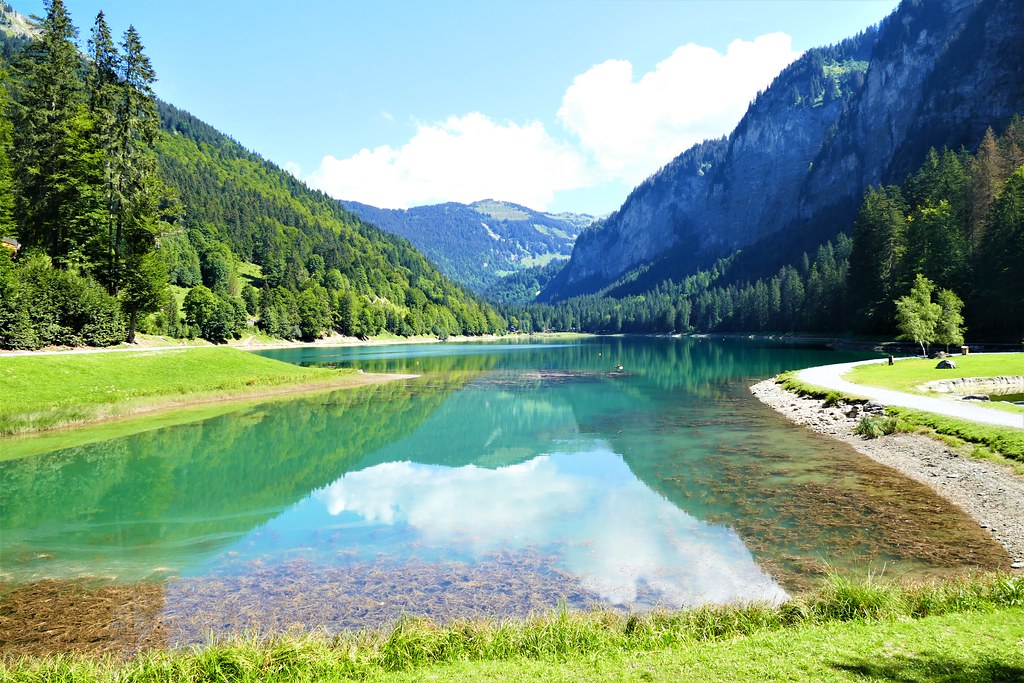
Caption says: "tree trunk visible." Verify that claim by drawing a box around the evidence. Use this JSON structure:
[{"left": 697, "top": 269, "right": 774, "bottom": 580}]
[{"left": 127, "top": 308, "right": 138, "bottom": 344}]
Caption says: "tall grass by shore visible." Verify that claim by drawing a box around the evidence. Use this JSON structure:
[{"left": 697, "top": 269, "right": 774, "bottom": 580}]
[{"left": 3, "top": 573, "right": 1022, "bottom": 682}]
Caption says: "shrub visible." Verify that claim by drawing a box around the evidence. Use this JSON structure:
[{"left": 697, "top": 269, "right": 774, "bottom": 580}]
[{"left": 855, "top": 414, "right": 901, "bottom": 439}]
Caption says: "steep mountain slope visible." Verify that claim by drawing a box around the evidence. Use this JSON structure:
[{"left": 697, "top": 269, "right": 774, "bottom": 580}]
[
  {"left": 342, "top": 199, "right": 595, "bottom": 294},
  {"left": 155, "top": 103, "right": 506, "bottom": 335},
  {"left": 544, "top": 0, "right": 1024, "bottom": 302}
]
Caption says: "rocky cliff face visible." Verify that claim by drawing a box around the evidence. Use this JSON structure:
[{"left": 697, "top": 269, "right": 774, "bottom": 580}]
[{"left": 545, "top": 0, "right": 1024, "bottom": 301}]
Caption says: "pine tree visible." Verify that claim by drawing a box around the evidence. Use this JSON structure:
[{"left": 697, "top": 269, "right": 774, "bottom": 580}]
[
  {"left": 969, "top": 127, "right": 1005, "bottom": 250},
  {"left": 0, "top": 67, "right": 16, "bottom": 237},
  {"left": 86, "top": 10, "right": 121, "bottom": 288},
  {"left": 10, "top": 0, "right": 105, "bottom": 270},
  {"left": 111, "top": 26, "right": 167, "bottom": 342},
  {"left": 977, "top": 167, "right": 1024, "bottom": 340},
  {"left": 847, "top": 185, "right": 908, "bottom": 332}
]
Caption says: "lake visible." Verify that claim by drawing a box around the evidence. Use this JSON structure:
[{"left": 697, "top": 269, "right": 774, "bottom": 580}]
[{"left": 0, "top": 337, "right": 1007, "bottom": 652}]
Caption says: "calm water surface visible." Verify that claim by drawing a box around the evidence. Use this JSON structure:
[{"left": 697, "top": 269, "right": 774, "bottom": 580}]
[{"left": 0, "top": 337, "right": 1007, "bottom": 650}]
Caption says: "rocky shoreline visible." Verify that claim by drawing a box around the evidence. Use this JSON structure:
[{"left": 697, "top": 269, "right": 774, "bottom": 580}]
[{"left": 750, "top": 378, "right": 1024, "bottom": 570}]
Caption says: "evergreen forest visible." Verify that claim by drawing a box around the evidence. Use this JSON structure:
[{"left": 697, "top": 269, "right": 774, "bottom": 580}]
[
  {"left": 506, "top": 120, "right": 1024, "bottom": 344},
  {"left": 0, "top": 0, "right": 504, "bottom": 350}
]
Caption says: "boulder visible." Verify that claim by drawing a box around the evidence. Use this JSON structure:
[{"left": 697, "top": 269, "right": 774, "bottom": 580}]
[{"left": 936, "top": 359, "right": 957, "bottom": 369}]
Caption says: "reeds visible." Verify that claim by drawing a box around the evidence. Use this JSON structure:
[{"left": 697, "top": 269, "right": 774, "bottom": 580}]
[{"left": 3, "top": 572, "right": 1022, "bottom": 682}]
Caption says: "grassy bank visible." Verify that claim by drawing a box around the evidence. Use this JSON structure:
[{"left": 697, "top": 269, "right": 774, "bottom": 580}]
[
  {"left": 777, "top": 365, "right": 1024, "bottom": 464},
  {"left": 2, "top": 574, "right": 1023, "bottom": 681},
  {"left": 0, "top": 347, "right": 375, "bottom": 438}
]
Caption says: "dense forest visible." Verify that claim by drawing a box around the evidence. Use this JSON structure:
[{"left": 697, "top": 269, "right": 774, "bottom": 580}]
[
  {"left": 0, "top": 1, "right": 504, "bottom": 350},
  {"left": 510, "top": 120, "right": 1024, "bottom": 343}
]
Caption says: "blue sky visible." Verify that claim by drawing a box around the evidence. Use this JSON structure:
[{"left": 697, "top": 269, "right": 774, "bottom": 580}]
[{"left": 18, "top": 0, "right": 899, "bottom": 215}]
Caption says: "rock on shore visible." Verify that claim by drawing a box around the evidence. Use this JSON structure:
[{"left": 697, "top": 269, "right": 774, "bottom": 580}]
[{"left": 750, "top": 378, "right": 1024, "bottom": 570}]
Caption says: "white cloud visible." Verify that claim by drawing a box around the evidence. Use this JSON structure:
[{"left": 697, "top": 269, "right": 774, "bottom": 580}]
[
  {"left": 558, "top": 32, "right": 801, "bottom": 185},
  {"left": 305, "top": 113, "right": 590, "bottom": 210},
  {"left": 284, "top": 161, "right": 302, "bottom": 178},
  {"left": 305, "top": 34, "right": 800, "bottom": 209}
]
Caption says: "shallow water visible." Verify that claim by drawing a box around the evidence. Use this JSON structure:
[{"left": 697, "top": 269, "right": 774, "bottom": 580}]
[{"left": 0, "top": 337, "right": 1008, "bottom": 653}]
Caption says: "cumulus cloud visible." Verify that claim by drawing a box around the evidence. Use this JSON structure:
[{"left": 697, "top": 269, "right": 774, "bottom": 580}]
[
  {"left": 305, "top": 33, "right": 800, "bottom": 209},
  {"left": 558, "top": 32, "right": 801, "bottom": 185},
  {"left": 305, "top": 113, "right": 590, "bottom": 210}
]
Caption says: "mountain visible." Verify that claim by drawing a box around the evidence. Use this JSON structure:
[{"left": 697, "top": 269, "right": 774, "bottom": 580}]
[
  {"left": 543, "top": 0, "right": 1024, "bottom": 302},
  {"left": 341, "top": 199, "right": 596, "bottom": 296},
  {"left": 155, "top": 103, "right": 507, "bottom": 337}
]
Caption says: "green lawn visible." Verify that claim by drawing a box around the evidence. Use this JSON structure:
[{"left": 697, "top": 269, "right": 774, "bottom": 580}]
[
  {"left": 0, "top": 347, "right": 358, "bottom": 437},
  {"left": 846, "top": 352, "right": 1024, "bottom": 403}
]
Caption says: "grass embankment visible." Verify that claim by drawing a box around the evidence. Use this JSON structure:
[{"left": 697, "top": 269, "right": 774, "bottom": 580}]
[
  {"left": 3, "top": 574, "right": 1023, "bottom": 682},
  {"left": 778, "top": 360, "right": 1024, "bottom": 464},
  {"left": 0, "top": 347, "right": 368, "bottom": 439},
  {"left": 848, "top": 353, "right": 1024, "bottom": 409}
]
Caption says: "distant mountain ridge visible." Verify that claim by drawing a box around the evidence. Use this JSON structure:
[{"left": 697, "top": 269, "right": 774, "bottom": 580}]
[
  {"left": 341, "top": 199, "right": 596, "bottom": 295},
  {"left": 544, "top": 0, "right": 1024, "bottom": 301}
]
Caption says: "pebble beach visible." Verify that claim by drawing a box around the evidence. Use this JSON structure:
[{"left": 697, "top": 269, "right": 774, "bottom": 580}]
[{"left": 750, "top": 378, "right": 1024, "bottom": 570}]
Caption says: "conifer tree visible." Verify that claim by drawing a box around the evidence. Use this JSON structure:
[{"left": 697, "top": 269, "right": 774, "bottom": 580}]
[
  {"left": 0, "top": 68, "right": 16, "bottom": 237},
  {"left": 112, "top": 26, "right": 167, "bottom": 341},
  {"left": 10, "top": 0, "right": 104, "bottom": 270},
  {"left": 847, "top": 185, "right": 908, "bottom": 332},
  {"left": 969, "top": 127, "right": 1005, "bottom": 249},
  {"left": 86, "top": 11, "right": 121, "bottom": 287}
]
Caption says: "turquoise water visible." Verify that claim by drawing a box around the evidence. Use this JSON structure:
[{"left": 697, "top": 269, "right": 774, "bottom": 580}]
[{"left": 0, "top": 337, "right": 1007, "bottom": 644}]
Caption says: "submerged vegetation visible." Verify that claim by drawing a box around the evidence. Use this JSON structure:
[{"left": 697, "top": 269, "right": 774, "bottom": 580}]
[{"left": 2, "top": 573, "right": 1023, "bottom": 681}]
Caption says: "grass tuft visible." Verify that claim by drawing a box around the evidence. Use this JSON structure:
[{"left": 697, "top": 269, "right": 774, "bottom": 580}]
[{"left": 854, "top": 414, "right": 902, "bottom": 438}]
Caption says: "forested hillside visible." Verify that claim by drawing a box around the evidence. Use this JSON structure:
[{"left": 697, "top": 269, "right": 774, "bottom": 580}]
[
  {"left": 506, "top": 121, "right": 1024, "bottom": 342},
  {"left": 0, "top": 1, "right": 504, "bottom": 350},
  {"left": 342, "top": 199, "right": 592, "bottom": 297}
]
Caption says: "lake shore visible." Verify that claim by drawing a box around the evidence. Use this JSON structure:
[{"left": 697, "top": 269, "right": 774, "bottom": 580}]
[
  {"left": 0, "top": 331, "right": 588, "bottom": 357},
  {"left": 750, "top": 378, "right": 1024, "bottom": 569},
  {"left": 0, "top": 347, "right": 421, "bottom": 443}
]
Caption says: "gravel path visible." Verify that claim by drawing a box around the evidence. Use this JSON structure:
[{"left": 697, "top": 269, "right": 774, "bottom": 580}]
[
  {"left": 750, "top": 378, "right": 1024, "bottom": 570},
  {"left": 797, "top": 359, "right": 1024, "bottom": 429}
]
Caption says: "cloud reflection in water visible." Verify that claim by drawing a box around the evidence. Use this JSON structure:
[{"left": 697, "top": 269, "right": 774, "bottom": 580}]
[{"left": 318, "top": 441, "right": 787, "bottom": 608}]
